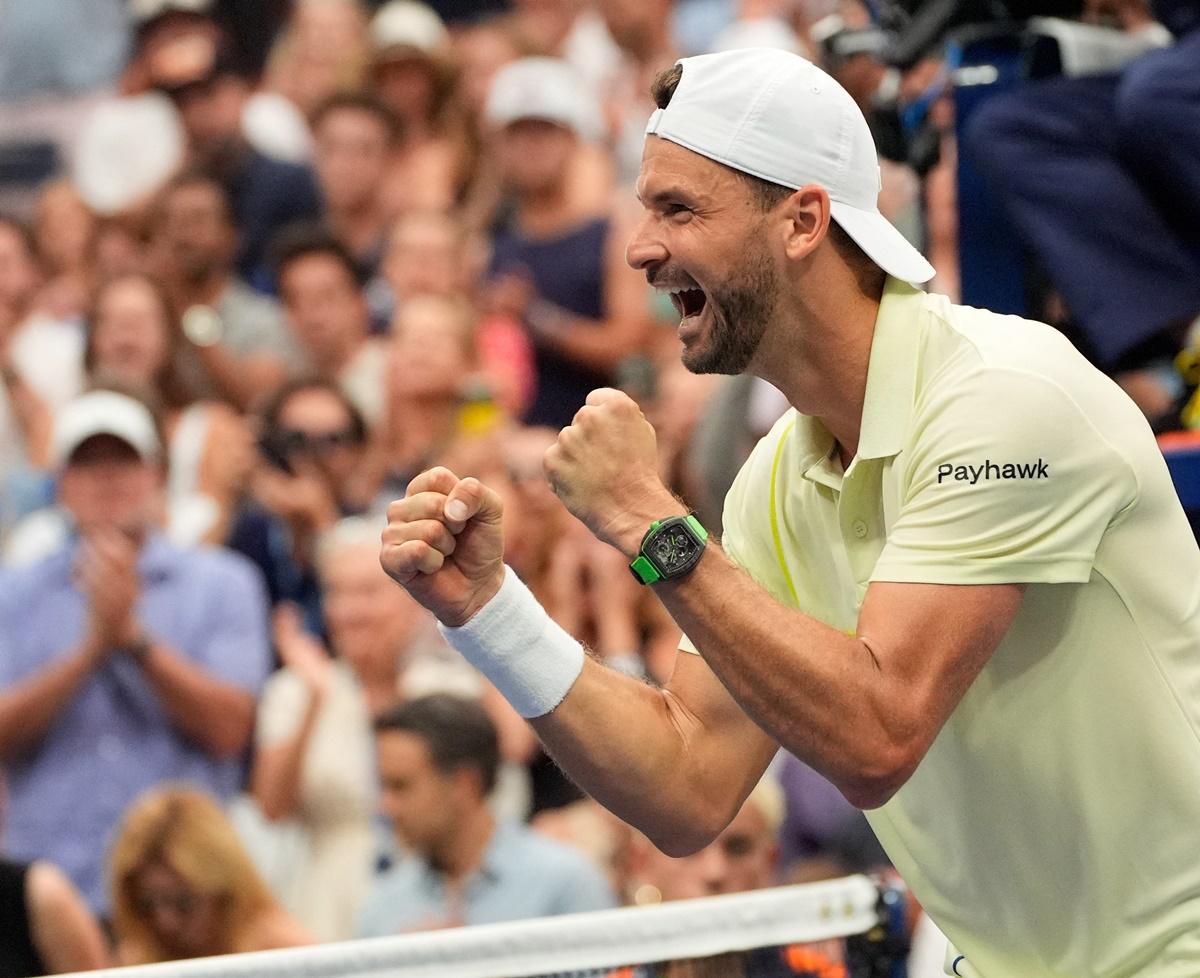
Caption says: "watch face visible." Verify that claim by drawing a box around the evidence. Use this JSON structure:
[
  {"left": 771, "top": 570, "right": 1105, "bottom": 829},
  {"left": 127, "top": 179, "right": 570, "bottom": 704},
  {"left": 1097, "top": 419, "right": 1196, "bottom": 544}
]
[{"left": 651, "top": 524, "right": 700, "bottom": 573}]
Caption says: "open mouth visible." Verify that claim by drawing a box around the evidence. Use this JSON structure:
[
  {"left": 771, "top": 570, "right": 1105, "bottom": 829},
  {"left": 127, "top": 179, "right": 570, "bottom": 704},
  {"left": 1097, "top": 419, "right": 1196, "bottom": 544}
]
[{"left": 670, "top": 288, "right": 707, "bottom": 321}]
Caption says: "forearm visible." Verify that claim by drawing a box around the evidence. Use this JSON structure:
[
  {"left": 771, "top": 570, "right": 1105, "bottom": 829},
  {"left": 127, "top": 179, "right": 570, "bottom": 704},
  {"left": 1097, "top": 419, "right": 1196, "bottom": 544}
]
[
  {"left": 531, "top": 659, "right": 749, "bottom": 854},
  {"left": 252, "top": 693, "right": 323, "bottom": 821},
  {"left": 656, "top": 547, "right": 910, "bottom": 806},
  {"left": 138, "top": 641, "right": 255, "bottom": 758},
  {"left": 0, "top": 640, "right": 103, "bottom": 760},
  {"left": 530, "top": 305, "right": 644, "bottom": 374}
]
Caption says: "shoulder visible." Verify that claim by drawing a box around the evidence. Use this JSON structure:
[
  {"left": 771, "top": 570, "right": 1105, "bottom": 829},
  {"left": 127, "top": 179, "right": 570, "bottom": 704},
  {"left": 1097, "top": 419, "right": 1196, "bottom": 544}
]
[
  {"left": 238, "top": 906, "right": 313, "bottom": 952},
  {"left": 501, "top": 823, "right": 608, "bottom": 881}
]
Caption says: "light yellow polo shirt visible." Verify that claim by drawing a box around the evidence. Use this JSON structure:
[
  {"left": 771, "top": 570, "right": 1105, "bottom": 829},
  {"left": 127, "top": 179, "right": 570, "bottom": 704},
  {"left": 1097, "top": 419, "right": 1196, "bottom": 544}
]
[{"left": 688, "top": 279, "right": 1200, "bottom": 977}]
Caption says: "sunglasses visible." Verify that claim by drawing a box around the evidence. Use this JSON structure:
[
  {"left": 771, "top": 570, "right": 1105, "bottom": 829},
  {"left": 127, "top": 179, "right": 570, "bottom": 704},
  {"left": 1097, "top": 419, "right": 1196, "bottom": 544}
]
[{"left": 276, "top": 427, "right": 359, "bottom": 456}]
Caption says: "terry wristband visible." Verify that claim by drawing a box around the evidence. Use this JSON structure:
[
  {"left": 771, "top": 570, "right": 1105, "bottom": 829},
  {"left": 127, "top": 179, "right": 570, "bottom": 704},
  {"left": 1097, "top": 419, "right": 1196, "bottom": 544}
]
[{"left": 438, "top": 566, "right": 586, "bottom": 719}]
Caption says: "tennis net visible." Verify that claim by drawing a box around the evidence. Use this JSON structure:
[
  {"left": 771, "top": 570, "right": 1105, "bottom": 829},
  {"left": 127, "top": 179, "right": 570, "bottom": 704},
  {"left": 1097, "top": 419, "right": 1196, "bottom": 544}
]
[{"left": 67, "top": 875, "right": 905, "bottom": 978}]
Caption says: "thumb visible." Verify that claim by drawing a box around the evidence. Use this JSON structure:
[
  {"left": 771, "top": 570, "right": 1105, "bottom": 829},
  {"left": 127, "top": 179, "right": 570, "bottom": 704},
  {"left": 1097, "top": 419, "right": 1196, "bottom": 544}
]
[{"left": 443, "top": 477, "right": 503, "bottom": 533}]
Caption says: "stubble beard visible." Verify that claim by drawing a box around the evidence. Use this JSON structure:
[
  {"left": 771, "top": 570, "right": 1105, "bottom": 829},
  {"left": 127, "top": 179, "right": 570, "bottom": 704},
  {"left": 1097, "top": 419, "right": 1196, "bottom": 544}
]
[{"left": 681, "top": 248, "right": 776, "bottom": 376}]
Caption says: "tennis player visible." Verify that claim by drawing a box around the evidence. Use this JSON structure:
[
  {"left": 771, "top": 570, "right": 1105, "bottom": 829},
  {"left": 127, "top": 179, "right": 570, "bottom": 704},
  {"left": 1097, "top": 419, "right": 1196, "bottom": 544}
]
[{"left": 381, "top": 49, "right": 1200, "bottom": 977}]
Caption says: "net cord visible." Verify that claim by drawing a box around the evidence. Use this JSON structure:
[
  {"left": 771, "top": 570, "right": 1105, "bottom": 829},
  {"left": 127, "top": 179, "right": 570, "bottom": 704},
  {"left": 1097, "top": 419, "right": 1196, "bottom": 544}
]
[{"left": 66, "top": 875, "right": 880, "bottom": 978}]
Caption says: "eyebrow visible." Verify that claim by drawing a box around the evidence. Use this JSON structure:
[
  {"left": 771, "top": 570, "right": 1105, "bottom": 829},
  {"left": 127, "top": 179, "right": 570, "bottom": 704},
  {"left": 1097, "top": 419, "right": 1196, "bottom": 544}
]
[{"left": 635, "top": 186, "right": 699, "bottom": 207}]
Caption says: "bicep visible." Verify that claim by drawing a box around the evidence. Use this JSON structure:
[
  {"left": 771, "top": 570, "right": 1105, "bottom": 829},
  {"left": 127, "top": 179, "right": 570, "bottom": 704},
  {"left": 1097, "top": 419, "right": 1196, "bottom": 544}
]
[
  {"left": 27, "top": 862, "right": 111, "bottom": 972},
  {"left": 857, "top": 580, "right": 1025, "bottom": 744}
]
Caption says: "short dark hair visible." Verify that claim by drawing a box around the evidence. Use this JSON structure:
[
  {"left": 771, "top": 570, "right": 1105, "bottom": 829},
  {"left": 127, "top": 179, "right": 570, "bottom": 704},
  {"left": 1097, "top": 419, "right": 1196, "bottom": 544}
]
[
  {"left": 158, "top": 169, "right": 235, "bottom": 221},
  {"left": 271, "top": 223, "right": 365, "bottom": 289},
  {"left": 649, "top": 64, "right": 886, "bottom": 297},
  {"left": 311, "top": 92, "right": 403, "bottom": 145},
  {"left": 257, "top": 376, "right": 368, "bottom": 446},
  {"left": 375, "top": 695, "right": 500, "bottom": 796}
]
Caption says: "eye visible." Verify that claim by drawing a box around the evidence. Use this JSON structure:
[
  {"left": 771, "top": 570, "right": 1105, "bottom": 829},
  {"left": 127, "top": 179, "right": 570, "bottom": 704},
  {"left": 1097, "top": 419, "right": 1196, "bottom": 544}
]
[{"left": 663, "top": 202, "right": 693, "bottom": 220}]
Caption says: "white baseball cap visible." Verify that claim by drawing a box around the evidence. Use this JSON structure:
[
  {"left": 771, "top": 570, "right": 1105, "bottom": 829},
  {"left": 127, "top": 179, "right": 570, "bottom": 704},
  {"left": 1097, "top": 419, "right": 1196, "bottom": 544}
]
[
  {"left": 485, "top": 58, "right": 602, "bottom": 142},
  {"left": 52, "top": 391, "right": 162, "bottom": 469},
  {"left": 645, "top": 48, "right": 935, "bottom": 285},
  {"left": 370, "top": 0, "right": 449, "bottom": 56}
]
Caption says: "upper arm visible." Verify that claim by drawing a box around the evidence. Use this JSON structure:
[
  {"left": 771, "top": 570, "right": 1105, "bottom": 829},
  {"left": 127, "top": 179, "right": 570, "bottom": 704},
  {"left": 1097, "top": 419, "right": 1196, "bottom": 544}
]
[
  {"left": 27, "top": 861, "right": 112, "bottom": 972},
  {"left": 854, "top": 579, "right": 1025, "bottom": 797}
]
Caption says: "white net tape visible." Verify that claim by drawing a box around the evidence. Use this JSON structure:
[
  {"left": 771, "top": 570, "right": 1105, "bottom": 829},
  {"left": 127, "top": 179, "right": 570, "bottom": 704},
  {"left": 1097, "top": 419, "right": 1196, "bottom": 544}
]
[{"left": 66, "top": 875, "right": 880, "bottom": 978}]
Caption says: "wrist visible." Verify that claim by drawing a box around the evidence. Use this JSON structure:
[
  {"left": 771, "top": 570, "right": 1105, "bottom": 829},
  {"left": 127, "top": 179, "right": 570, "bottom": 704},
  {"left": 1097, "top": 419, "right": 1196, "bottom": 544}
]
[
  {"left": 614, "top": 497, "right": 689, "bottom": 560},
  {"left": 444, "top": 568, "right": 506, "bottom": 629}
]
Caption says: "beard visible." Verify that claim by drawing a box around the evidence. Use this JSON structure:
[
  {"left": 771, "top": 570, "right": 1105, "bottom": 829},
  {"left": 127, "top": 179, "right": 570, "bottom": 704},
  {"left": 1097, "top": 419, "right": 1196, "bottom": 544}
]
[{"left": 680, "top": 247, "right": 776, "bottom": 376}]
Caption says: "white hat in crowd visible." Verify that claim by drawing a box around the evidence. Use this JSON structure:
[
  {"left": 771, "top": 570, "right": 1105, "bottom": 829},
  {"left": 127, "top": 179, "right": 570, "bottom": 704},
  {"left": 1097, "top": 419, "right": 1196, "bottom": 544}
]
[
  {"left": 51, "top": 391, "right": 162, "bottom": 470},
  {"left": 485, "top": 57, "right": 603, "bottom": 143},
  {"left": 370, "top": 0, "right": 450, "bottom": 57},
  {"left": 645, "top": 48, "right": 935, "bottom": 285},
  {"left": 127, "top": 0, "right": 214, "bottom": 28}
]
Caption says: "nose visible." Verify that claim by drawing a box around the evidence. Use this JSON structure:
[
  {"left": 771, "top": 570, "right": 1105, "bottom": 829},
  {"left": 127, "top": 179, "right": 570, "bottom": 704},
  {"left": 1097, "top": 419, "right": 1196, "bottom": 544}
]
[{"left": 625, "top": 214, "right": 668, "bottom": 271}]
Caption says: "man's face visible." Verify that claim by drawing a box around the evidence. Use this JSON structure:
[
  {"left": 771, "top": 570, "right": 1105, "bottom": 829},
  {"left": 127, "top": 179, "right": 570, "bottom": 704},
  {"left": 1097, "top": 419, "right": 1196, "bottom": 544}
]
[
  {"left": 495, "top": 119, "right": 576, "bottom": 197},
  {"left": 628, "top": 137, "right": 778, "bottom": 376},
  {"left": 376, "top": 730, "right": 461, "bottom": 857},
  {"left": 313, "top": 108, "right": 393, "bottom": 215},
  {"left": 156, "top": 182, "right": 233, "bottom": 282},
  {"left": 274, "top": 386, "right": 364, "bottom": 494},
  {"left": 59, "top": 436, "right": 161, "bottom": 537},
  {"left": 279, "top": 253, "right": 367, "bottom": 366}
]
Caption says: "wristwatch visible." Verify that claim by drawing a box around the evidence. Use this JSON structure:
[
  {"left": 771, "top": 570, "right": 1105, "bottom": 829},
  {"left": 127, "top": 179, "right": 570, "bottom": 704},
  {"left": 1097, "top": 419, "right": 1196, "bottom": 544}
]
[
  {"left": 629, "top": 515, "right": 709, "bottom": 585},
  {"left": 181, "top": 305, "right": 224, "bottom": 348}
]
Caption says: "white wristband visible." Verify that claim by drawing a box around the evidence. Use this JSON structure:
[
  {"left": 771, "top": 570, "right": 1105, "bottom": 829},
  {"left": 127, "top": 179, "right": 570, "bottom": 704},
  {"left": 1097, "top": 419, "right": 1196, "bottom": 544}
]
[{"left": 438, "top": 566, "right": 586, "bottom": 719}]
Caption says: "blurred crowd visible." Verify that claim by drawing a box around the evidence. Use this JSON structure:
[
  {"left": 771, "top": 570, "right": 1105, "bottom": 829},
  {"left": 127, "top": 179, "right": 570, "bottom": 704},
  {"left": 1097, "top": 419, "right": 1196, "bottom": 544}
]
[{"left": 0, "top": 0, "right": 1196, "bottom": 974}]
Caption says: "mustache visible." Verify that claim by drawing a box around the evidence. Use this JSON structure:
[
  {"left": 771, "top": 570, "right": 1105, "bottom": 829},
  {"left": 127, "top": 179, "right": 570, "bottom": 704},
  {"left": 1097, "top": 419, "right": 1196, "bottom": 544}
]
[{"left": 646, "top": 267, "right": 700, "bottom": 290}]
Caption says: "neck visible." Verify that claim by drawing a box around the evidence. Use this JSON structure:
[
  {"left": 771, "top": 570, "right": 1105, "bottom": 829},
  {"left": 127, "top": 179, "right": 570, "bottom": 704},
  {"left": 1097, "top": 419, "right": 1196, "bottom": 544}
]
[
  {"left": 386, "top": 395, "right": 459, "bottom": 463},
  {"left": 170, "top": 269, "right": 228, "bottom": 309},
  {"left": 313, "top": 333, "right": 364, "bottom": 377},
  {"left": 330, "top": 204, "right": 385, "bottom": 260},
  {"left": 756, "top": 273, "right": 883, "bottom": 465},
  {"left": 430, "top": 804, "right": 494, "bottom": 882},
  {"left": 517, "top": 180, "right": 576, "bottom": 237}
]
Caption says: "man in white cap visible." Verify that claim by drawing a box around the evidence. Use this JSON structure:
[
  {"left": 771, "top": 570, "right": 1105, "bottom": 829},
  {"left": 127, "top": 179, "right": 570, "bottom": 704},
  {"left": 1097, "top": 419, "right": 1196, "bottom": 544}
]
[
  {"left": 382, "top": 49, "right": 1200, "bottom": 976},
  {"left": 0, "top": 390, "right": 271, "bottom": 913}
]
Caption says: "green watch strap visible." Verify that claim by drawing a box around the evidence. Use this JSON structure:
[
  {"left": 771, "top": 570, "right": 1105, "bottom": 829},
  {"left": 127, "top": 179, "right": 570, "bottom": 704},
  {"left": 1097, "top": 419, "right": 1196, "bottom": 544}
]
[{"left": 628, "top": 515, "right": 708, "bottom": 585}]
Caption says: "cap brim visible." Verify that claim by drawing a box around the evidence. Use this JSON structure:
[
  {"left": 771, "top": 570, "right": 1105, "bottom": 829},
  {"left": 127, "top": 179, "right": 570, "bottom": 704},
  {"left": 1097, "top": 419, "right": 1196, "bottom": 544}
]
[{"left": 830, "top": 201, "right": 935, "bottom": 285}]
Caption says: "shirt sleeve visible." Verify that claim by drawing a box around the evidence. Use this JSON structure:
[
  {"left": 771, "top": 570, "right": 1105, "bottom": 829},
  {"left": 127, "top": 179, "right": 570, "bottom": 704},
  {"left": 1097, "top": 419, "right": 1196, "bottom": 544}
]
[{"left": 871, "top": 366, "right": 1138, "bottom": 586}]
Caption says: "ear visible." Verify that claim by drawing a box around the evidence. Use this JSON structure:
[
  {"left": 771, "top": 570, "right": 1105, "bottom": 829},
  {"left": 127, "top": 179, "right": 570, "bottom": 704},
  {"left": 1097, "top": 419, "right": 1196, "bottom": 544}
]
[{"left": 779, "top": 186, "right": 833, "bottom": 264}]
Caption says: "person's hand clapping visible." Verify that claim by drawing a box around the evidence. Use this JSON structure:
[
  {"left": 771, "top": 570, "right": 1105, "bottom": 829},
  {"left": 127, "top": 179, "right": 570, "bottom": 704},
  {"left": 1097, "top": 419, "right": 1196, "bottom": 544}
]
[
  {"left": 380, "top": 467, "right": 506, "bottom": 627},
  {"left": 78, "top": 528, "right": 141, "bottom": 651},
  {"left": 543, "top": 389, "right": 683, "bottom": 558}
]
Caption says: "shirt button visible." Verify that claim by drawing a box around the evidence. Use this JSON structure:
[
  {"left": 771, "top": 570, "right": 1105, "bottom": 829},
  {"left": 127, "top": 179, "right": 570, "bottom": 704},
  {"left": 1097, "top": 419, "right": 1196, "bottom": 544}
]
[{"left": 852, "top": 519, "right": 868, "bottom": 539}]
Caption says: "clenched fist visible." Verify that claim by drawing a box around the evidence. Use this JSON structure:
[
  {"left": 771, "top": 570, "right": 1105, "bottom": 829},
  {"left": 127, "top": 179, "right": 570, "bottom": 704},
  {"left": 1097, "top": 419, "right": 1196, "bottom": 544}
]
[
  {"left": 544, "top": 389, "right": 684, "bottom": 559},
  {"left": 380, "top": 467, "right": 506, "bottom": 627}
]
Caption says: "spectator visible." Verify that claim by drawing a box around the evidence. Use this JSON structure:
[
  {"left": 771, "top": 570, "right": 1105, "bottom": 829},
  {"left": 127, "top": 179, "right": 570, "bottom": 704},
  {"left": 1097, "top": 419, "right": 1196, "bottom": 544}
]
[
  {"left": 151, "top": 27, "right": 324, "bottom": 291},
  {"left": 364, "top": 294, "right": 492, "bottom": 510},
  {"left": 484, "top": 57, "right": 649, "bottom": 430},
  {"left": 0, "top": 777, "right": 110, "bottom": 976},
  {"left": 31, "top": 180, "right": 98, "bottom": 323},
  {"left": 368, "top": 1, "right": 468, "bottom": 216},
  {"left": 0, "top": 215, "right": 83, "bottom": 481},
  {"left": 310, "top": 93, "right": 401, "bottom": 277},
  {"left": 0, "top": 390, "right": 271, "bottom": 911},
  {"left": 264, "top": 0, "right": 372, "bottom": 120},
  {"left": 359, "top": 694, "right": 615, "bottom": 935},
  {"left": 78, "top": 273, "right": 256, "bottom": 550},
  {"left": 109, "top": 786, "right": 311, "bottom": 964},
  {"left": 248, "top": 518, "right": 496, "bottom": 940},
  {"left": 148, "top": 172, "right": 300, "bottom": 409},
  {"left": 274, "top": 227, "right": 388, "bottom": 427},
  {"left": 965, "top": 0, "right": 1200, "bottom": 424},
  {"left": 232, "top": 378, "right": 371, "bottom": 632}
]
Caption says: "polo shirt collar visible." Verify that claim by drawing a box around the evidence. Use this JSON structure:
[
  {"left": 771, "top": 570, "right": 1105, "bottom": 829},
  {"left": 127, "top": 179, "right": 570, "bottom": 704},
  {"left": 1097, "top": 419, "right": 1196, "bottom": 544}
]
[{"left": 856, "top": 276, "right": 925, "bottom": 461}]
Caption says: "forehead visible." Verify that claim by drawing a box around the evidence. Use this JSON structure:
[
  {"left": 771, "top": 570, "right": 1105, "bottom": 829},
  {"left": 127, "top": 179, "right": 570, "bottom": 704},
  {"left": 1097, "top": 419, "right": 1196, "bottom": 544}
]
[
  {"left": 376, "top": 730, "right": 436, "bottom": 773},
  {"left": 635, "top": 135, "right": 744, "bottom": 204}
]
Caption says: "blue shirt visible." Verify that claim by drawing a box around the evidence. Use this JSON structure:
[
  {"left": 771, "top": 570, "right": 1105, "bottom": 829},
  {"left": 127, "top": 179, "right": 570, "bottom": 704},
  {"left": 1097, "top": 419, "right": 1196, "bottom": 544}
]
[
  {"left": 0, "top": 534, "right": 271, "bottom": 911},
  {"left": 357, "top": 820, "right": 617, "bottom": 937}
]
